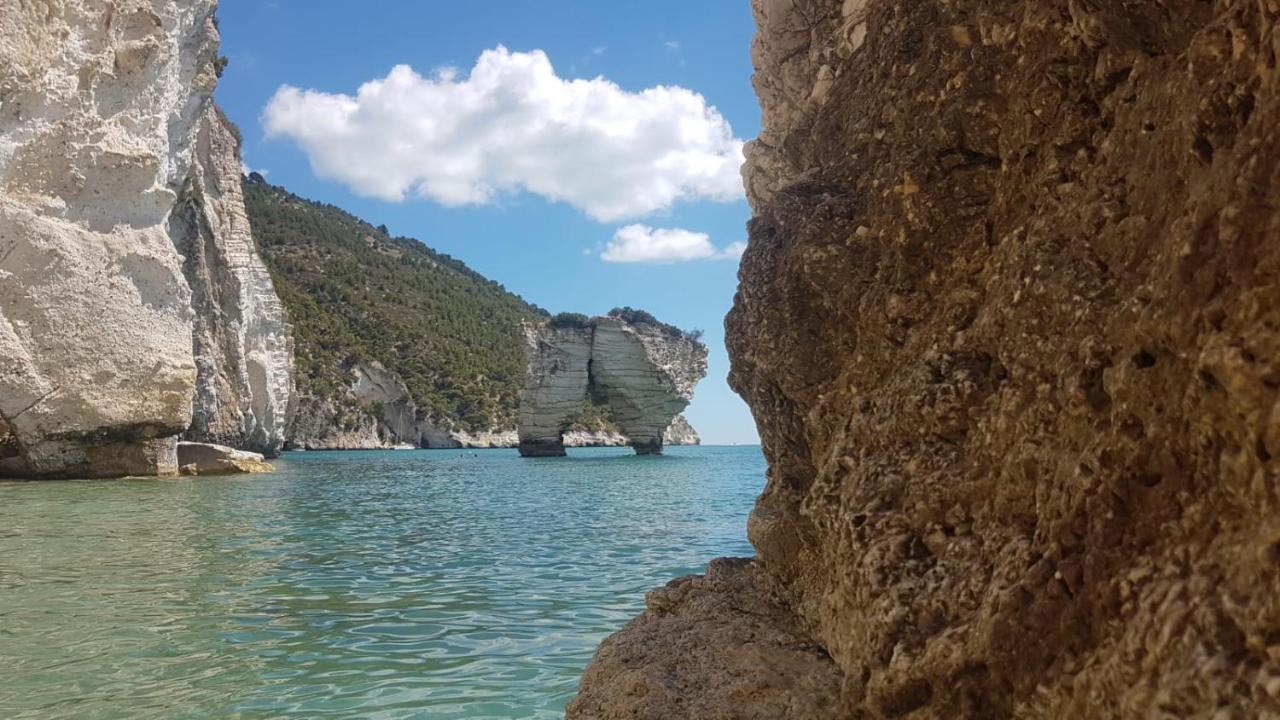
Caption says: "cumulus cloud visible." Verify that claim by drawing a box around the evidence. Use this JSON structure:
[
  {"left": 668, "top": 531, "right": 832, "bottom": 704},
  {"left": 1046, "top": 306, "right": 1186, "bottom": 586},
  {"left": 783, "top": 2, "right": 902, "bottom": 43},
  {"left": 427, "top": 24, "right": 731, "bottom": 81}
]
[
  {"left": 601, "top": 225, "right": 744, "bottom": 264},
  {"left": 261, "top": 47, "right": 745, "bottom": 222}
]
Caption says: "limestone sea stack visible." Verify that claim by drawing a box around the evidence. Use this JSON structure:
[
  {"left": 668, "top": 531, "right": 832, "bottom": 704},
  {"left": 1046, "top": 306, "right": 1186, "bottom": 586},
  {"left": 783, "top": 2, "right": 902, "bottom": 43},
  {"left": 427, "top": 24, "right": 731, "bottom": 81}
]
[
  {"left": 172, "top": 105, "right": 295, "bottom": 457},
  {"left": 519, "top": 312, "right": 707, "bottom": 457},
  {"left": 0, "top": 1, "right": 220, "bottom": 478},
  {"left": 573, "top": 0, "right": 1280, "bottom": 717}
]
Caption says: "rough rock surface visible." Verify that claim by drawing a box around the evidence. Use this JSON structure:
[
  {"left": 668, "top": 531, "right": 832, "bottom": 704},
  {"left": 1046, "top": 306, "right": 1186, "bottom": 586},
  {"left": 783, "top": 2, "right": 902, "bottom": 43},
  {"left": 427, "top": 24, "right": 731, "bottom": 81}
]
[
  {"left": 287, "top": 362, "right": 507, "bottom": 450},
  {"left": 172, "top": 105, "right": 294, "bottom": 457},
  {"left": 286, "top": 395, "right": 388, "bottom": 451},
  {"left": 576, "top": 0, "right": 1280, "bottom": 717},
  {"left": 176, "top": 441, "right": 273, "bottom": 475},
  {"left": 662, "top": 414, "right": 701, "bottom": 447},
  {"left": 518, "top": 318, "right": 707, "bottom": 456},
  {"left": 0, "top": 0, "right": 219, "bottom": 478},
  {"left": 566, "top": 559, "right": 843, "bottom": 720}
]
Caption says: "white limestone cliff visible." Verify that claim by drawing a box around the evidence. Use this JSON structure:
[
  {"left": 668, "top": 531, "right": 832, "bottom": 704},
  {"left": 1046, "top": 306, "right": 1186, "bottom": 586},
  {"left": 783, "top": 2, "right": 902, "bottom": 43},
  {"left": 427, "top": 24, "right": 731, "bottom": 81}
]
[
  {"left": 0, "top": 0, "right": 220, "bottom": 478},
  {"left": 662, "top": 414, "right": 701, "bottom": 446},
  {"left": 172, "top": 105, "right": 294, "bottom": 456},
  {"left": 518, "top": 316, "right": 708, "bottom": 457},
  {"left": 517, "top": 323, "right": 595, "bottom": 456}
]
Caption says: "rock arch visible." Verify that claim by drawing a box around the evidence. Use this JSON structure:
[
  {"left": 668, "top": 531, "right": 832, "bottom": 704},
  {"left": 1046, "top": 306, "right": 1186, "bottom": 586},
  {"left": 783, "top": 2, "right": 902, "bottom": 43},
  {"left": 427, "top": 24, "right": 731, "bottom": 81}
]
[{"left": 517, "top": 316, "right": 707, "bottom": 457}]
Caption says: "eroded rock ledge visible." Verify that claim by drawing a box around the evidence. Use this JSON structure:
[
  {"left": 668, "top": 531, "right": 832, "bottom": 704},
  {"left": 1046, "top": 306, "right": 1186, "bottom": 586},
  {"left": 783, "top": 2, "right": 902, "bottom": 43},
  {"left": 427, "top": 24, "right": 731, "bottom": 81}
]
[
  {"left": 518, "top": 313, "right": 707, "bottom": 457},
  {"left": 566, "top": 559, "right": 843, "bottom": 720},
  {"left": 576, "top": 0, "right": 1280, "bottom": 717}
]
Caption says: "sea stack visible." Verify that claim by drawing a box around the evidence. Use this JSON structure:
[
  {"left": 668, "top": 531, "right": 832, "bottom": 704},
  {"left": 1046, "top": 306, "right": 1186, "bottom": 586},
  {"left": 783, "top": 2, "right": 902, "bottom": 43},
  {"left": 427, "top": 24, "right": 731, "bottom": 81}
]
[{"left": 518, "top": 311, "right": 707, "bottom": 457}]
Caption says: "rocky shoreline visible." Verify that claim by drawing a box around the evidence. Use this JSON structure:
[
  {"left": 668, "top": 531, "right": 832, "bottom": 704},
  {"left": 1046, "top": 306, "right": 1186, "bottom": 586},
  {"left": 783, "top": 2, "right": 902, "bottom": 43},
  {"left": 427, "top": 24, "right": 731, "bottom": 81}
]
[{"left": 0, "top": 1, "right": 705, "bottom": 479}]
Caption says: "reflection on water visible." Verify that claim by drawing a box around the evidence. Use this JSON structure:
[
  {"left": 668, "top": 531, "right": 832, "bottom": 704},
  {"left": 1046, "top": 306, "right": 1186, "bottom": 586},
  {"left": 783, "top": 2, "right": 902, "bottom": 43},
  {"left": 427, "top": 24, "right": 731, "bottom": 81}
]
[{"left": 0, "top": 446, "right": 762, "bottom": 719}]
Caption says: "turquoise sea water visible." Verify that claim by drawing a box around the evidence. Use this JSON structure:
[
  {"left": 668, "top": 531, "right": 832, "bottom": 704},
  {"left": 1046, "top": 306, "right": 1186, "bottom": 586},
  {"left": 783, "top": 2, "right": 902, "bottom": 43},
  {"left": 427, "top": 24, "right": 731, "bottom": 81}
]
[{"left": 0, "top": 446, "right": 763, "bottom": 719}]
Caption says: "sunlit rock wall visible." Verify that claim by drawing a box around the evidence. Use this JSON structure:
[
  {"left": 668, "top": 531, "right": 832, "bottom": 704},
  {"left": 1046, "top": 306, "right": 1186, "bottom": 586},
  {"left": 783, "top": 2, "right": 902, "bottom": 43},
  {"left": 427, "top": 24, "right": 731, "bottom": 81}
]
[
  {"left": 574, "top": 0, "right": 1280, "bottom": 717},
  {"left": 173, "top": 105, "right": 294, "bottom": 457},
  {"left": 0, "top": 0, "right": 220, "bottom": 478}
]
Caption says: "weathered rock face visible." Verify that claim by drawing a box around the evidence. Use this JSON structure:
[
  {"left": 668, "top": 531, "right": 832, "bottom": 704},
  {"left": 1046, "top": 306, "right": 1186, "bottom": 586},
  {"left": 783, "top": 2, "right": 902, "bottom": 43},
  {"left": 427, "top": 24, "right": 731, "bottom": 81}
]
[
  {"left": 176, "top": 441, "right": 273, "bottom": 475},
  {"left": 518, "top": 324, "right": 594, "bottom": 456},
  {"left": 565, "top": 559, "right": 844, "bottom": 719},
  {"left": 518, "top": 318, "right": 707, "bottom": 457},
  {"left": 287, "top": 395, "right": 389, "bottom": 451},
  {"left": 172, "top": 106, "right": 294, "bottom": 457},
  {"left": 0, "top": 0, "right": 219, "bottom": 478},
  {"left": 662, "top": 414, "right": 701, "bottom": 447},
  {"left": 286, "top": 362, "right": 496, "bottom": 450},
  {"left": 576, "top": 0, "right": 1280, "bottom": 717}
]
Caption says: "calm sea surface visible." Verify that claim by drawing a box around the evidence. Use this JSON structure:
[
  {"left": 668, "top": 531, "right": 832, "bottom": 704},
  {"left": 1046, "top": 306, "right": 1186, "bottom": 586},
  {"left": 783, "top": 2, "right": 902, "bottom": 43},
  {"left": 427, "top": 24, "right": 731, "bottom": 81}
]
[{"left": 0, "top": 446, "right": 763, "bottom": 719}]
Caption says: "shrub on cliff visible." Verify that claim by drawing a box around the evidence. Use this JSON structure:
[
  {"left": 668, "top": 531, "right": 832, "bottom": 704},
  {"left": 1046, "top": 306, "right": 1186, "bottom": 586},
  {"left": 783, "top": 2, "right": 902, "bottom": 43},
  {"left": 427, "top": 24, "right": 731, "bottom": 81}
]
[
  {"left": 549, "top": 312, "right": 593, "bottom": 330},
  {"left": 608, "top": 307, "right": 702, "bottom": 344}
]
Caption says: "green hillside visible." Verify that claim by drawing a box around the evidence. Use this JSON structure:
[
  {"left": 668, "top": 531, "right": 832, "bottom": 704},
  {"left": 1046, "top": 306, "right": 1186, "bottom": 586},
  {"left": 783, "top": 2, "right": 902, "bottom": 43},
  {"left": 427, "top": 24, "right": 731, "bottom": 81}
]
[{"left": 242, "top": 175, "right": 548, "bottom": 431}]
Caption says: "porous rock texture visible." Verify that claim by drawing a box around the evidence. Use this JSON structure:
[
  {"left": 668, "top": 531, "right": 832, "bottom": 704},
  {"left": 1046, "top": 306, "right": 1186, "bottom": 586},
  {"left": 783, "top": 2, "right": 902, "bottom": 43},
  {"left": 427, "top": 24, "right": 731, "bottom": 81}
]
[
  {"left": 0, "top": 0, "right": 219, "bottom": 478},
  {"left": 574, "top": 0, "right": 1280, "bottom": 717},
  {"left": 565, "top": 558, "right": 843, "bottom": 720},
  {"left": 172, "top": 105, "right": 294, "bottom": 457},
  {"left": 518, "top": 317, "right": 707, "bottom": 457}
]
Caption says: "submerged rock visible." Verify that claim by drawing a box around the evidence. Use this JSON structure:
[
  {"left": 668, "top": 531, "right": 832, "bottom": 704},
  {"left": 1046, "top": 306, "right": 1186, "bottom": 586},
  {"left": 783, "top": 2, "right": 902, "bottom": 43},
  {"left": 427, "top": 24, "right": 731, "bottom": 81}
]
[
  {"left": 0, "top": 0, "right": 220, "bottom": 478},
  {"left": 518, "top": 315, "right": 707, "bottom": 457},
  {"left": 172, "top": 105, "right": 295, "bottom": 457},
  {"left": 176, "top": 442, "right": 273, "bottom": 475},
  {"left": 577, "top": 0, "right": 1280, "bottom": 716}
]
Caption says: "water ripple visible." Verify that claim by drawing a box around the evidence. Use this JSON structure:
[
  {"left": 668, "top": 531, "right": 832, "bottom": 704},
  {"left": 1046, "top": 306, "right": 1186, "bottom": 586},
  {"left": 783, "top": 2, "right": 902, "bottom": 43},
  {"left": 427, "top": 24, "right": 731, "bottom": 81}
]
[{"left": 0, "top": 446, "right": 762, "bottom": 719}]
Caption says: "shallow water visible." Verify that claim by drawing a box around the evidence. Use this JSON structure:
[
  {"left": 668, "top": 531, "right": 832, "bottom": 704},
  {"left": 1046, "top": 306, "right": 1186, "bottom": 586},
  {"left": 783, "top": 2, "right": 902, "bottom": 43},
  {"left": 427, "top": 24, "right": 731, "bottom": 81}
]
[{"left": 0, "top": 445, "right": 762, "bottom": 719}]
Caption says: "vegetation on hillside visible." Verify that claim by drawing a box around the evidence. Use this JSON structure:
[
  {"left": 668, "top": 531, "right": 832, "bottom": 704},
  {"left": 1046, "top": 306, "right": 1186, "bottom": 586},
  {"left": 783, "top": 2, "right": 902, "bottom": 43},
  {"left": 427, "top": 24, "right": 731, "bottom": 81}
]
[
  {"left": 243, "top": 177, "right": 548, "bottom": 431},
  {"left": 608, "top": 307, "right": 705, "bottom": 343}
]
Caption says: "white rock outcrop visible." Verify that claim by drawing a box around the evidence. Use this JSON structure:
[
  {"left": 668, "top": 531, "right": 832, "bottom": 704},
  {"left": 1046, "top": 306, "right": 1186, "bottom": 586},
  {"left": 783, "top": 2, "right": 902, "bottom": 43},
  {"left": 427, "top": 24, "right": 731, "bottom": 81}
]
[
  {"left": 518, "top": 316, "right": 708, "bottom": 456},
  {"left": 662, "top": 414, "right": 701, "bottom": 446},
  {"left": 172, "top": 105, "right": 294, "bottom": 457},
  {"left": 0, "top": 0, "right": 220, "bottom": 478},
  {"left": 517, "top": 323, "right": 595, "bottom": 456},
  {"left": 176, "top": 441, "right": 273, "bottom": 475},
  {"left": 287, "top": 361, "right": 508, "bottom": 450}
]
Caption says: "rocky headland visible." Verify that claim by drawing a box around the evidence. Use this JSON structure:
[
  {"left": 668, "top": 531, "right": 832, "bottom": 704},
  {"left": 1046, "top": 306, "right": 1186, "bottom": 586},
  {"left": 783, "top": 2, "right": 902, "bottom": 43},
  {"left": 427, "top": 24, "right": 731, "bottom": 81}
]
[
  {"left": 518, "top": 312, "right": 708, "bottom": 457},
  {"left": 572, "top": 0, "right": 1280, "bottom": 717}
]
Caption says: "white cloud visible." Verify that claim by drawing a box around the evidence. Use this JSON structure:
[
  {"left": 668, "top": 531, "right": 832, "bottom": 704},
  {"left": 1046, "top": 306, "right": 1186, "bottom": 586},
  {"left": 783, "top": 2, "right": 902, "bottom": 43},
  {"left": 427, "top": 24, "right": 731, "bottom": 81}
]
[
  {"left": 665, "top": 40, "right": 681, "bottom": 50},
  {"left": 261, "top": 47, "right": 745, "bottom": 222},
  {"left": 601, "top": 225, "right": 744, "bottom": 264},
  {"left": 240, "top": 161, "right": 268, "bottom": 177},
  {"left": 720, "top": 240, "right": 747, "bottom": 259}
]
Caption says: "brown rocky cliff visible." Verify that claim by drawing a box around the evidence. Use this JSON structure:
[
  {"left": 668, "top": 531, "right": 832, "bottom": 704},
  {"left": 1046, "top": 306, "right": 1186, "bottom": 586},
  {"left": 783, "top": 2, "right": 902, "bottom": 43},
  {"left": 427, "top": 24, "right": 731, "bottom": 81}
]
[{"left": 571, "top": 0, "right": 1280, "bottom": 717}]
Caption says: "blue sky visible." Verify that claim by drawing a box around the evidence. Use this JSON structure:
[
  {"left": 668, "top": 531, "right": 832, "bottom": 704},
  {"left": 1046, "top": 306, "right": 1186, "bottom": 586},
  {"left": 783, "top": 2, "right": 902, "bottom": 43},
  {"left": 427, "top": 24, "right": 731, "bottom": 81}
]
[{"left": 215, "top": 0, "right": 761, "bottom": 444}]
